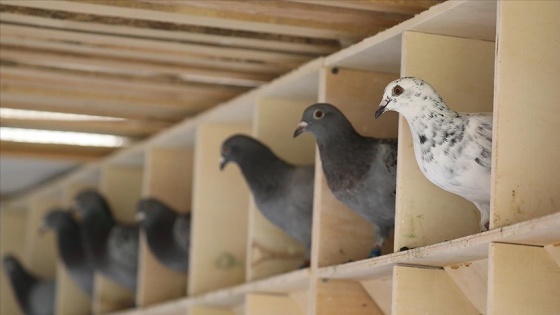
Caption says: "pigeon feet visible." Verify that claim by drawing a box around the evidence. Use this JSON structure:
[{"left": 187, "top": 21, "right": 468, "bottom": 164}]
[{"left": 370, "top": 248, "right": 382, "bottom": 257}]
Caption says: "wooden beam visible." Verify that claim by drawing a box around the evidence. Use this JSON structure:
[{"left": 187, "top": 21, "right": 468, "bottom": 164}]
[
  {"left": 0, "top": 140, "right": 113, "bottom": 162},
  {"left": 0, "top": 6, "right": 340, "bottom": 54},
  {"left": 0, "top": 46, "right": 275, "bottom": 88},
  {"left": 288, "top": 0, "right": 443, "bottom": 15},
  {"left": 0, "top": 118, "right": 170, "bottom": 138},
  {"left": 0, "top": 23, "right": 313, "bottom": 67}
]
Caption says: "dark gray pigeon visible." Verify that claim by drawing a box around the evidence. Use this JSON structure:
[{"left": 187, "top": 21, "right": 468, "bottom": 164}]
[
  {"left": 41, "top": 209, "right": 94, "bottom": 297},
  {"left": 136, "top": 198, "right": 191, "bottom": 273},
  {"left": 376, "top": 77, "right": 491, "bottom": 231},
  {"left": 74, "top": 190, "right": 139, "bottom": 291},
  {"left": 2, "top": 254, "right": 55, "bottom": 315},
  {"left": 294, "top": 103, "right": 397, "bottom": 256},
  {"left": 220, "top": 135, "right": 314, "bottom": 263}
]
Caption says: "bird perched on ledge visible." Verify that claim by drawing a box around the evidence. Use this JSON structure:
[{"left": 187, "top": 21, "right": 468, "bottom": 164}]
[
  {"left": 375, "top": 77, "right": 492, "bottom": 231},
  {"left": 136, "top": 198, "right": 191, "bottom": 273},
  {"left": 220, "top": 135, "right": 314, "bottom": 264},
  {"left": 295, "top": 103, "right": 397, "bottom": 257},
  {"left": 2, "top": 255, "right": 55, "bottom": 315}
]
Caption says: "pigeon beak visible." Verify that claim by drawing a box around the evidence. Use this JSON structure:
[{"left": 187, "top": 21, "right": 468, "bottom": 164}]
[
  {"left": 135, "top": 212, "right": 146, "bottom": 222},
  {"left": 375, "top": 98, "right": 391, "bottom": 119},
  {"left": 293, "top": 121, "right": 308, "bottom": 138},
  {"left": 219, "top": 155, "right": 228, "bottom": 171}
]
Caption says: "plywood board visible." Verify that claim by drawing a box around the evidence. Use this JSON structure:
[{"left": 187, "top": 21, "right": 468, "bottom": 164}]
[
  {"left": 248, "top": 98, "right": 316, "bottom": 281},
  {"left": 24, "top": 195, "right": 60, "bottom": 277},
  {"left": 361, "top": 276, "right": 393, "bottom": 315},
  {"left": 491, "top": 0, "right": 560, "bottom": 228},
  {"left": 138, "top": 148, "right": 193, "bottom": 306},
  {"left": 316, "top": 279, "right": 383, "bottom": 315},
  {"left": 245, "top": 293, "right": 305, "bottom": 315},
  {"left": 189, "top": 123, "right": 251, "bottom": 295},
  {"left": 444, "top": 259, "right": 488, "bottom": 315},
  {"left": 398, "top": 31, "right": 495, "bottom": 250},
  {"left": 0, "top": 208, "right": 27, "bottom": 315},
  {"left": 393, "top": 266, "right": 478, "bottom": 315},
  {"left": 544, "top": 243, "right": 560, "bottom": 268},
  {"left": 95, "top": 165, "right": 144, "bottom": 313},
  {"left": 488, "top": 243, "right": 560, "bottom": 315},
  {"left": 191, "top": 306, "right": 235, "bottom": 315},
  {"left": 315, "top": 67, "right": 399, "bottom": 267}
]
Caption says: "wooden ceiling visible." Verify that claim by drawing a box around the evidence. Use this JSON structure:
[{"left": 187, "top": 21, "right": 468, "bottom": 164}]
[{"left": 0, "top": 0, "right": 442, "bottom": 161}]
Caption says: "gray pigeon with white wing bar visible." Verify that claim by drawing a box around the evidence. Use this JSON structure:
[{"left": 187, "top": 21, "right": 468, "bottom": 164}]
[
  {"left": 294, "top": 103, "right": 397, "bottom": 256},
  {"left": 375, "top": 77, "right": 492, "bottom": 231}
]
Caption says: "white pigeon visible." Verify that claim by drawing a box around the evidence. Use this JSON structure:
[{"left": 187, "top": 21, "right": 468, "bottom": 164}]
[{"left": 375, "top": 77, "right": 492, "bottom": 231}]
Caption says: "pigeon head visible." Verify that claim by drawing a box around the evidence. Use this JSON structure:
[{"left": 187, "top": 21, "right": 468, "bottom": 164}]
[
  {"left": 73, "top": 190, "right": 112, "bottom": 219},
  {"left": 136, "top": 198, "right": 180, "bottom": 226},
  {"left": 41, "top": 209, "right": 75, "bottom": 234},
  {"left": 220, "top": 134, "right": 272, "bottom": 170},
  {"left": 294, "top": 103, "right": 355, "bottom": 142},
  {"left": 375, "top": 77, "right": 451, "bottom": 120},
  {"left": 2, "top": 254, "right": 21, "bottom": 275}
]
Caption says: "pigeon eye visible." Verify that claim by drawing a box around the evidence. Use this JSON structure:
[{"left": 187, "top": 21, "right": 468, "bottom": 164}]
[
  {"left": 313, "top": 110, "right": 324, "bottom": 119},
  {"left": 222, "top": 146, "right": 231, "bottom": 155},
  {"left": 392, "top": 85, "right": 404, "bottom": 96}
]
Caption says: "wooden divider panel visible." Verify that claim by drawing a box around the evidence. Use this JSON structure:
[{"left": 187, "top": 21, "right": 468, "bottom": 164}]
[
  {"left": 398, "top": 31, "right": 495, "bottom": 250},
  {"left": 316, "top": 279, "right": 383, "bottom": 315},
  {"left": 488, "top": 243, "right": 560, "bottom": 315},
  {"left": 56, "top": 181, "right": 98, "bottom": 315},
  {"left": 245, "top": 293, "right": 305, "bottom": 315},
  {"left": 393, "top": 266, "right": 478, "bottom": 315},
  {"left": 94, "top": 165, "right": 144, "bottom": 314},
  {"left": 0, "top": 207, "right": 27, "bottom": 315},
  {"left": 24, "top": 194, "right": 60, "bottom": 277},
  {"left": 492, "top": 1, "right": 560, "bottom": 228},
  {"left": 248, "top": 97, "right": 316, "bottom": 281},
  {"left": 189, "top": 123, "right": 251, "bottom": 295},
  {"left": 361, "top": 276, "right": 393, "bottom": 315},
  {"left": 544, "top": 243, "right": 560, "bottom": 268},
  {"left": 138, "top": 148, "right": 194, "bottom": 306},
  {"left": 191, "top": 306, "right": 235, "bottom": 315},
  {"left": 444, "top": 259, "right": 488, "bottom": 315},
  {"left": 315, "top": 67, "right": 399, "bottom": 267}
]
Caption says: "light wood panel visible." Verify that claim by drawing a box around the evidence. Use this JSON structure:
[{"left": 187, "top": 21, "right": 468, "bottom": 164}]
[
  {"left": 444, "top": 259, "right": 488, "bottom": 315},
  {"left": 392, "top": 266, "right": 478, "bottom": 315},
  {"left": 138, "top": 148, "right": 193, "bottom": 306},
  {"left": 245, "top": 293, "right": 304, "bottom": 315},
  {"left": 248, "top": 97, "right": 316, "bottom": 281},
  {"left": 94, "top": 165, "right": 144, "bottom": 314},
  {"left": 398, "top": 31, "right": 495, "bottom": 250},
  {"left": 315, "top": 67, "right": 398, "bottom": 267},
  {"left": 488, "top": 243, "right": 560, "bottom": 315},
  {"left": 544, "top": 243, "right": 560, "bottom": 268},
  {"left": 189, "top": 123, "right": 251, "bottom": 295},
  {"left": 191, "top": 306, "right": 235, "bottom": 315},
  {"left": 316, "top": 279, "right": 383, "bottom": 315},
  {"left": 0, "top": 140, "right": 115, "bottom": 162},
  {"left": 0, "top": 207, "right": 27, "bottom": 315},
  {"left": 361, "top": 276, "right": 393, "bottom": 315},
  {"left": 491, "top": 0, "right": 560, "bottom": 228}
]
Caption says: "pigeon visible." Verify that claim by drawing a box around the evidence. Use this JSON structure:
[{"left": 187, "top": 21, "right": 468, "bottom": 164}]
[
  {"left": 375, "top": 77, "right": 491, "bottom": 231},
  {"left": 74, "top": 190, "right": 139, "bottom": 291},
  {"left": 220, "top": 135, "right": 314, "bottom": 263},
  {"left": 41, "top": 209, "right": 94, "bottom": 297},
  {"left": 294, "top": 103, "right": 397, "bottom": 257},
  {"left": 136, "top": 198, "right": 191, "bottom": 273},
  {"left": 2, "top": 254, "right": 56, "bottom": 315}
]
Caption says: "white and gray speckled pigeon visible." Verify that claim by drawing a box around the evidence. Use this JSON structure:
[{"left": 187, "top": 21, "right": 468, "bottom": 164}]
[
  {"left": 74, "top": 190, "right": 139, "bottom": 291},
  {"left": 2, "top": 255, "right": 56, "bottom": 315},
  {"left": 41, "top": 209, "right": 94, "bottom": 297},
  {"left": 375, "top": 77, "right": 492, "bottom": 231},
  {"left": 136, "top": 198, "right": 190, "bottom": 273},
  {"left": 220, "top": 135, "right": 314, "bottom": 263},
  {"left": 294, "top": 103, "right": 397, "bottom": 256}
]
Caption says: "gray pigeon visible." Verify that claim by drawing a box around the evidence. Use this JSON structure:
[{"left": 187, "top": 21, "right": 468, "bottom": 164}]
[
  {"left": 74, "top": 190, "right": 139, "bottom": 291},
  {"left": 294, "top": 103, "right": 397, "bottom": 256},
  {"left": 375, "top": 77, "right": 491, "bottom": 231},
  {"left": 41, "top": 209, "right": 94, "bottom": 297},
  {"left": 2, "top": 255, "right": 56, "bottom": 315},
  {"left": 220, "top": 135, "right": 314, "bottom": 263},
  {"left": 136, "top": 198, "right": 191, "bottom": 273}
]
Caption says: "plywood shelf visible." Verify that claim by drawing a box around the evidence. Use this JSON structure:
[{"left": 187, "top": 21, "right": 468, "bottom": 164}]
[{"left": 2, "top": 1, "right": 559, "bottom": 314}]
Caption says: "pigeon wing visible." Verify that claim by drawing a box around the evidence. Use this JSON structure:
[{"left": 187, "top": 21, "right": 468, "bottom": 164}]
[
  {"left": 107, "top": 224, "right": 139, "bottom": 272},
  {"left": 173, "top": 213, "right": 191, "bottom": 252}
]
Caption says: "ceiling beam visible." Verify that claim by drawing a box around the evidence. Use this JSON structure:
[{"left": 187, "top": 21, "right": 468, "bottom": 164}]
[
  {"left": 0, "top": 140, "right": 114, "bottom": 162},
  {"left": 286, "top": 0, "right": 443, "bottom": 15}
]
